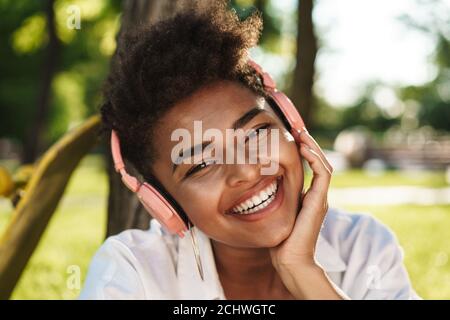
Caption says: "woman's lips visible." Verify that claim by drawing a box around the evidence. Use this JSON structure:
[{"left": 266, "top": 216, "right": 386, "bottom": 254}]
[
  {"left": 226, "top": 175, "right": 280, "bottom": 213},
  {"left": 225, "top": 175, "right": 284, "bottom": 222}
]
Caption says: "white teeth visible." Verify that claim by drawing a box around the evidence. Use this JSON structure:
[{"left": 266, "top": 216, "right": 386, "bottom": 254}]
[
  {"left": 251, "top": 195, "right": 262, "bottom": 206},
  {"left": 230, "top": 178, "right": 280, "bottom": 215},
  {"left": 260, "top": 191, "right": 269, "bottom": 201}
]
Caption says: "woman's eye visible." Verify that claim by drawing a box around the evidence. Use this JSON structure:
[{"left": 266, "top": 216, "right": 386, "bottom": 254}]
[
  {"left": 245, "top": 123, "right": 271, "bottom": 143},
  {"left": 185, "top": 159, "right": 215, "bottom": 177}
]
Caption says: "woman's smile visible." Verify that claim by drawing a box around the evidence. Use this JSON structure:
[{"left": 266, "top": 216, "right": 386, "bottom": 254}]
[{"left": 225, "top": 175, "right": 285, "bottom": 222}]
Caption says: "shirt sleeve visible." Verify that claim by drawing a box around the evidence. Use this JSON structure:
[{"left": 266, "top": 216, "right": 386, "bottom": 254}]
[
  {"left": 78, "top": 238, "right": 146, "bottom": 300},
  {"left": 340, "top": 214, "right": 421, "bottom": 300}
]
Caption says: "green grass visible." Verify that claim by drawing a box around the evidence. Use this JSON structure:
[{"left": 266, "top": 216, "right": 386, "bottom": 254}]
[
  {"left": 306, "top": 168, "right": 448, "bottom": 188},
  {"left": 0, "top": 155, "right": 448, "bottom": 299},
  {"left": 340, "top": 204, "right": 450, "bottom": 300},
  {"left": 0, "top": 156, "right": 107, "bottom": 299}
]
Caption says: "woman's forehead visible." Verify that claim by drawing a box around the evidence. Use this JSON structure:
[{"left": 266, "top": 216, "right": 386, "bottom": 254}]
[{"left": 159, "top": 81, "right": 265, "bottom": 133}]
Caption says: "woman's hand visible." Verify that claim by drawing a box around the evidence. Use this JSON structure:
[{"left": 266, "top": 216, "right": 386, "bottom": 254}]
[
  {"left": 270, "top": 127, "right": 332, "bottom": 267},
  {"left": 269, "top": 128, "right": 348, "bottom": 299}
]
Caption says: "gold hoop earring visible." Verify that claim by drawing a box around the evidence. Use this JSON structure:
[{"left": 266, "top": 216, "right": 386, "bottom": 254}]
[{"left": 188, "top": 221, "right": 204, "bottom": 281}]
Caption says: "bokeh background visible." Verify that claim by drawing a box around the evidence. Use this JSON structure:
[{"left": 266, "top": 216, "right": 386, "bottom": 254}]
[{"left": 0, "top": 0, "right": 449, "bottom": 299}]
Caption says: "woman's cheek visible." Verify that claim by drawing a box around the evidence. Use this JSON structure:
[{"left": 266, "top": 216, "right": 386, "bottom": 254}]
[
  {"left": 279, "top": 129, "right": 302, "bottom": 167},
  {"left": 180, "top": 187, "right": 222, "bottom": 228},
  {"left": 278, "top": 129, "right": 304, "bottom": 193}
]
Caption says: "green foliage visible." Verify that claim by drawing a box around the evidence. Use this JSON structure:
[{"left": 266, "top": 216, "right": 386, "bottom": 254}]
[
  {"left": 312, "top": 87, "right": 400, "bottom": 139},
  {"left": 0, "top": 0, "right": 121, "bottom": 148},
  {"left": 230, "top": 0, "right": 287, "bottom": 54},
  {"left": 1, "top": 0, "right": 448, "bottom": 159},
  {"left": 398, "top": 34, "right": 450, "bottom": 132}
]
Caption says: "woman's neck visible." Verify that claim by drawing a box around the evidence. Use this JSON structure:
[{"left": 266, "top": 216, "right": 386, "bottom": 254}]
[{"left": 210, "top": 239, "right": 293, "bottom": 299}]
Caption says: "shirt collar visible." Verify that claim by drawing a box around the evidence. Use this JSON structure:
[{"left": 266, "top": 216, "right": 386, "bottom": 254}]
[
  {"left": 176, "top": 226, "right": 226, "bottom": 300},
  {"left": 160, "top": 222, "right": 346, "bottom": 300}
]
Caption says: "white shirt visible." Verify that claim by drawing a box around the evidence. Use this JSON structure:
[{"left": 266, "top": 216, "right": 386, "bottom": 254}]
[{"left": 79, "top": 207, "right": 421, "bottom": 300}]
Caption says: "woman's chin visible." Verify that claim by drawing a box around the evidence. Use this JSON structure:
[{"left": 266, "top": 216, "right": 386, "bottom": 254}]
[{"left": 256, "top": 221, "right": 295, "bottom": 248}]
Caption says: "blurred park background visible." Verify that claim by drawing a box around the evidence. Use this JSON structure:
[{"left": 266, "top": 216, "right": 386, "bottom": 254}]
[{"left": 0, "top": 0, "right": 449, "bottom": 299}]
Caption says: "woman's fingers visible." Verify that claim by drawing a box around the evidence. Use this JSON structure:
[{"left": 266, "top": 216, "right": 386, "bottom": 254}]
[
  {"left": 287, "top": 143, "right": 330, "bottom": 249},
  {"left": 299, "top": 143, "right": 331, "bottom": 205},
  {"left": 269, "top": 134, "right": 333, "bottom": 268},
  {"left": 297, "top": 129, "right": 333, "bottom": 175}
]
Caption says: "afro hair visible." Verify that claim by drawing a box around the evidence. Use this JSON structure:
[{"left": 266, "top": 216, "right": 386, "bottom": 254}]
[{"left": 100, "top": 1, "right": 267, "bottom": 180}]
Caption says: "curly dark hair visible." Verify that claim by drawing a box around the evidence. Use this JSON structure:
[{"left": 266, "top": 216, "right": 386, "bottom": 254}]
[{"left": 100, "top": 1, "right": 268, "bottom": 180}]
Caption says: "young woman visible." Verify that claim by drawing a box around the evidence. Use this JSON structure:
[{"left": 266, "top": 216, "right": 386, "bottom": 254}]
[{"left": 79, "top": 3, "right": 420, "bottom": 300}]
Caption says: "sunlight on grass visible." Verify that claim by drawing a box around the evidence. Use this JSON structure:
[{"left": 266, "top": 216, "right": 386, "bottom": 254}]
[{"left": 305, "top": 168, "right": 448, "bottom": 188}]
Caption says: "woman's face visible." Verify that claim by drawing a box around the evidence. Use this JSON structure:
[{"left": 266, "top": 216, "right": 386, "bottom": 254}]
[{"left": 151, "top": 80, "right": 304, "bottom": 248}]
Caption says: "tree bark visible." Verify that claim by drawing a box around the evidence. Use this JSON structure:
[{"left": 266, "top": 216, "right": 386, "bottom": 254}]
[
  {"left": 22, "top": 0, "right": 60, "bottom": 164},
  {"left": 105, "top": 0, "right": 207, "bottom": 237},
  {"left": 290, "top": 0, "right": 317, "bottom": 129}
]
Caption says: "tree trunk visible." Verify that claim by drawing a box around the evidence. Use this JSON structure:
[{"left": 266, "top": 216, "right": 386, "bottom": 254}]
[
  {"left": 290, "top": 0, "right": 317, "bottom": 129},
  {"left": 22, "top": 0, "right": 60, "bottom": 164},
  {"left": 105, "top": 0, "right": 207, "bottom": 237}
]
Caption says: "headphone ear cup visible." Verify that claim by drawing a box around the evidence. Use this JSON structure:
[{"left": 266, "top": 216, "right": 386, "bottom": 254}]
[
  {"left": 110, "top": 129, "right": 188, "bottom": 237},
  {"left": 137, "top": 182, "right": 188, "bottom": 237},
  {"left": 269, "top": 91, "right": 306, "bottom": 143}
]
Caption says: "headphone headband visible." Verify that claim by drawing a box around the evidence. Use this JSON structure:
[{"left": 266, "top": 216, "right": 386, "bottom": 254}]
[{"left": 247, "top": 59, "right": 277, "bottom": 90}]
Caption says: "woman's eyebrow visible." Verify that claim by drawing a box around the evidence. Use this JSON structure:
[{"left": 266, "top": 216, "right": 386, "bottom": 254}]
[
  {"left": 172, "top": 106, "right": 266, "bottom": 174},
  {"left": 232, "top": 107, "right": 264, "bottom": 130}
]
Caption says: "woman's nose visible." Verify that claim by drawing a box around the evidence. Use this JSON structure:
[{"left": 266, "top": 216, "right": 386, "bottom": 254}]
[{"left": 225, "top": 163, "right": 261, "bottom": 187}]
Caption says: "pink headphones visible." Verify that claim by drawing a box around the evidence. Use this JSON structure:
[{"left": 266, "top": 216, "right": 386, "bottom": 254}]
[{"left": 110, "top": 60, "right": 306, "bottom": 238}]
